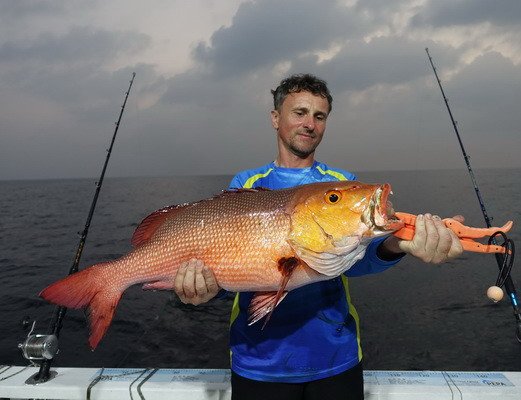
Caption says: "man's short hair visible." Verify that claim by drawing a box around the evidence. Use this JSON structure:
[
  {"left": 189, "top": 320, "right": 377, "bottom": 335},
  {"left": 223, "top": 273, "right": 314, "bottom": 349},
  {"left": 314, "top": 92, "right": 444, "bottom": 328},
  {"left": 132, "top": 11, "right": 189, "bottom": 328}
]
[{"left": 271, "top": 74, "right": 333, "bottom": 113}]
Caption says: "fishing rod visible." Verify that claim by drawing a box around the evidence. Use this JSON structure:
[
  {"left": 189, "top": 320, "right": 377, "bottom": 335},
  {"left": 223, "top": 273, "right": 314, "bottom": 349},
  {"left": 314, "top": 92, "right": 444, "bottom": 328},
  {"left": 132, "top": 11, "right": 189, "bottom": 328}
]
[
  {"left": 425, "top": 48, "right": 520, "bottom": 342},
  {"left": 19, "top": 72, "right": 137, "bottom": 384}
]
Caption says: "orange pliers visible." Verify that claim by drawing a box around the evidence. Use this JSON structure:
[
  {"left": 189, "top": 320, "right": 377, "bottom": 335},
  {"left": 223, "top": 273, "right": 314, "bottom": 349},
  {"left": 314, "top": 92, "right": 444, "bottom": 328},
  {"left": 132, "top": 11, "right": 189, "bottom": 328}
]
[{"left": 392, "top": 212, "right": 513, "bottom": 254}]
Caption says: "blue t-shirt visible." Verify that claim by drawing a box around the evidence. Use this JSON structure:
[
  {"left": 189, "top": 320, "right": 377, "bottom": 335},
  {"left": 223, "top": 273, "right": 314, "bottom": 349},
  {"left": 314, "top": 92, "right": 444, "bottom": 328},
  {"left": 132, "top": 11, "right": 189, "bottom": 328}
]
[{"left": 228, "top": 161, "right": 401, "bottom": 383}]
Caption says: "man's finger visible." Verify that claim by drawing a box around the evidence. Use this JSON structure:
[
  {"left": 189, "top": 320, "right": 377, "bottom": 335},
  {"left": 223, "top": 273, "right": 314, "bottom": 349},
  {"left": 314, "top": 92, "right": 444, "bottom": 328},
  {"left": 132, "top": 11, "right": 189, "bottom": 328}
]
[
  {"left": 432, "top": 215, "right": 452, "bottom": 261},
  {"left": 423, "top": 214, "right": 440, "bottom": 261},
  {"left": 452, "top": 214, "right": 465, "bottom": 223},
  {"left": 447, "top": 229, "right": 464, "bottom": 259},
  {"left": 182, "top": 261, "right": 197, "bottom": 298},
  {"left": 202, "top": 266, "right": 220, "bottom": 295},
  {"left": 174, "top": 262, "right": 188, "bottom": 298},
  {"left": 412, "top": 214, "right": 427, "bottom": 245},
  {"left": 194, "top": 260, "right": 208, "bottom": 296}
]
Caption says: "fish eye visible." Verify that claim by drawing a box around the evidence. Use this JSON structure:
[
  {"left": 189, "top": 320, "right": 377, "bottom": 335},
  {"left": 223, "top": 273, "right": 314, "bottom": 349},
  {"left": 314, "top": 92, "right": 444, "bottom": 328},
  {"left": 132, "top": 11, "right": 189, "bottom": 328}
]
[{"left": 325, "top": 190, "right": 342, "bottom": 204}]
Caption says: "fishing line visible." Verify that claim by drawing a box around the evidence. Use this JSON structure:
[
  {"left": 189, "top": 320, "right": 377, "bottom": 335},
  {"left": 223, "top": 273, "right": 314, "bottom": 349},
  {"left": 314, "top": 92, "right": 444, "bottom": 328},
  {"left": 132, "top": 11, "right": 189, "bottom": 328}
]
[
  {"left": 425, "top": 48, "right": 521, "bottom": 342},
  {"left": 489, "top": 232, "right": 515, "bottom": 289}
]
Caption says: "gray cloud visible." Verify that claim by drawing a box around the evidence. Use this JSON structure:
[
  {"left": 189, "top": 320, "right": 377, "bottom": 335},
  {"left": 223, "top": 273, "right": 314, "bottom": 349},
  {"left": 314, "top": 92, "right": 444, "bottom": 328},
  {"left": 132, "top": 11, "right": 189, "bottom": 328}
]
[
  {"left": 1, "top": 0, "right": 520, "bottom": 180},
  {"left": 0, "top": 26, "right": 149, "bottom": 66},
  {"left": 0, "top": 0, "right": 84, "bottom": 19},
  {"left": 0, "top": 26, "right": 152, "bottom": 118},
  {"left": 161, "top": 24, "right": 460, "bottom": 109},
  {"left": 192, "top": 0, "right": 363, "bottom": 79},
  {"left": 161, "top": 0, "right": 367, "bottom": 107},
  {"left": 442, "top": 51, "right": 521, "bottom": 138},
  {"left": 410, "top": 0, "right": 521, "bottom": 27},
  {"left": 301, "top": 38, "right": 460, "bottom": 93},
  {"left": 353, "top": 0, "right": 415, "bottom": 21}
]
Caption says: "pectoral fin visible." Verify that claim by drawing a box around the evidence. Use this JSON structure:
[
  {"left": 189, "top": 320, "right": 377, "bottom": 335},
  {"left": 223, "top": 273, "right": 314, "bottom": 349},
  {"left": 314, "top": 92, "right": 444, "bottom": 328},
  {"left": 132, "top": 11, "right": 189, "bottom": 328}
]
[
  {"left": 247, "top": 257, "right": 299, "bottom": 328},
  {"left": 248, "top": 291, "right": 288, "bottom": 327}
]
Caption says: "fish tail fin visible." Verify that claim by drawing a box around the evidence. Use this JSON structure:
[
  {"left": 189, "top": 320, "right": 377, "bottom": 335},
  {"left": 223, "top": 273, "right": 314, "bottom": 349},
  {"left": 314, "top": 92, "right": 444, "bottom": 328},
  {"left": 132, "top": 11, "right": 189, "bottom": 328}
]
[
  {"left": 39, "top": 262, "right": 122, "bottom": 350},
  {"left": 86, "top": 286, "right": 122, "bottom": 350}
]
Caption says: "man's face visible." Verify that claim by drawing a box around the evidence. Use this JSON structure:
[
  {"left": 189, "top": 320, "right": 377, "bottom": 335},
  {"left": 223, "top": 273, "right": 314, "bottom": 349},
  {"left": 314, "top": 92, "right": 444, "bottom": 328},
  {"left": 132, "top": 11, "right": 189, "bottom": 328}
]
[{"left": 271, "top": 91, "right": 329, "bottom": 159}]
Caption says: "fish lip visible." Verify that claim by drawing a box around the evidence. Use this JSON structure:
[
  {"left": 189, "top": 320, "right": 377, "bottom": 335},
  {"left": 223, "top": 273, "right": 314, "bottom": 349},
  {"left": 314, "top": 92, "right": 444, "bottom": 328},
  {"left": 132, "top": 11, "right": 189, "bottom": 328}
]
[{"left": 370, "top": 184, "right": 404, "bottom": 232}]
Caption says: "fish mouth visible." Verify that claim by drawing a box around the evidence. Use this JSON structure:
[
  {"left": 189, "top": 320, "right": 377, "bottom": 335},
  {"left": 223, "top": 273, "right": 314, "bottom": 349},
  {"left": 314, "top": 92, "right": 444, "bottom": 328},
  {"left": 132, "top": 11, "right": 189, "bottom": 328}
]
[{"left": 363, "top": 184, "right": 404, "bottom": 233}]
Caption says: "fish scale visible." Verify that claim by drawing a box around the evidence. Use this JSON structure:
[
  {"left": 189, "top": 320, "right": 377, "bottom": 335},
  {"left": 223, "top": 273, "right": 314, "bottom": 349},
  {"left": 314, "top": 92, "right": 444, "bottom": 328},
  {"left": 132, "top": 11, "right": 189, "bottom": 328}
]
[
  {"left": 135, "top": 189, "right": 295, "bottom": 290},
  {"left": 40, "top": 181, "right": 396, "bottom": 349}
]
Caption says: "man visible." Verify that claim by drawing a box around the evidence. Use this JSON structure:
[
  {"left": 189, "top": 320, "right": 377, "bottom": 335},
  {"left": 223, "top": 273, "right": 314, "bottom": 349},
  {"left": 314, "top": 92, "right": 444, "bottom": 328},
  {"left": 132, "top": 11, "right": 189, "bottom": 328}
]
[{"left": 174, "top": 74, "right": 463, "bottom": 400}]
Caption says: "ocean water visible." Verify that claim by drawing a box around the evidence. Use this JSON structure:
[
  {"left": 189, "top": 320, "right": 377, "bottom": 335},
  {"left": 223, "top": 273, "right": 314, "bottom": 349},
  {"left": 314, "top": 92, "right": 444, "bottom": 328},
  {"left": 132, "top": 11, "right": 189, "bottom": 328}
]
[{"left": 0, "top": 169, "right": 520, "bottom": 371}]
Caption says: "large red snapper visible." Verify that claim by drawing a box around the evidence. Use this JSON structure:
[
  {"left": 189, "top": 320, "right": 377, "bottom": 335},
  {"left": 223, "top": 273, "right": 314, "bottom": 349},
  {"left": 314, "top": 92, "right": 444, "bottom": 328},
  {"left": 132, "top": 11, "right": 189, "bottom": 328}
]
[{"left": 40, "top": 181, "right": 402, "bottom": 349}]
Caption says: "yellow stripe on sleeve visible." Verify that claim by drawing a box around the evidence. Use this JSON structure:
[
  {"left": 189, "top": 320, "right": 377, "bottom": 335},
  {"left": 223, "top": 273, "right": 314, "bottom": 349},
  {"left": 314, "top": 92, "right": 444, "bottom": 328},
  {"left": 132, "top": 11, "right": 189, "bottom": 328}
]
[
  {"left": 341, "top": 275, "right": 363, "bottom": 361},
  {"left": 243, "top": 168, "right": 274, "bottom": 188},
  {"left": 229, "top": 293, "right": 241, "bottom": 364},
  {"left": 230, "top": 292, "right": 241, "bottom": 326},
  {"left": 316, "top": 165, "right": 348, "bottom": 181}
]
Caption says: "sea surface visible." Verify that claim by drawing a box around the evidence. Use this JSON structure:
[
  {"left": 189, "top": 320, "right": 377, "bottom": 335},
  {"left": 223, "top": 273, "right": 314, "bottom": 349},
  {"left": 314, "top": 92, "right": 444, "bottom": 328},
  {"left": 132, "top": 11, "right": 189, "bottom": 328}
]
[{"left": 1, "top": 169, "right": 520, "bottom": 371}]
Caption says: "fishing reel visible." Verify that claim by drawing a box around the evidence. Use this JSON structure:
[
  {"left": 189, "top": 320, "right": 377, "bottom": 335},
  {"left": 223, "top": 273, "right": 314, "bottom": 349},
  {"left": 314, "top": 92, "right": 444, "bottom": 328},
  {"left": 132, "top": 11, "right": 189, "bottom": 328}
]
[
  {"left": 18, "top": 320, "right": 58, "bottom": 363},
  {"left": 18, "top": 320, "right": 59, "bottom": 384}
]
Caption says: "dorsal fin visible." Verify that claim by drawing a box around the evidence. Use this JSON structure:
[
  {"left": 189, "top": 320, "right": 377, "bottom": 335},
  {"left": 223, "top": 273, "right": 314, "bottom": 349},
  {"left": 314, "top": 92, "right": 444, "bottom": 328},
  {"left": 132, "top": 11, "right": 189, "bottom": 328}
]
[
  {"left": 131, "top": 204, "right": 188, "bottom": 247},
  {"left": 218, "top": 187, "right": 272, "bottom": 195}
]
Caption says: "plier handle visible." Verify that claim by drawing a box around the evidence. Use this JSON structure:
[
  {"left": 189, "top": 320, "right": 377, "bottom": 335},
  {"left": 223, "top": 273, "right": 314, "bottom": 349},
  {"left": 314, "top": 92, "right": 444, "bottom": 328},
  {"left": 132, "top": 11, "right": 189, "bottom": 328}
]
[{"left": 393, "top": 212, "right": 513, "bottom": 254}]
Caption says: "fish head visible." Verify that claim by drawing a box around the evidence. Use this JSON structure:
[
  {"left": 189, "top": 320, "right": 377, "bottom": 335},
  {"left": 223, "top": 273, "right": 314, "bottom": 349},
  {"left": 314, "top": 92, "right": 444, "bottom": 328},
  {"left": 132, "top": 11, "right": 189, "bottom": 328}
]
[{"left": 288, "top": 181, "right": 404, "bottom": 257}]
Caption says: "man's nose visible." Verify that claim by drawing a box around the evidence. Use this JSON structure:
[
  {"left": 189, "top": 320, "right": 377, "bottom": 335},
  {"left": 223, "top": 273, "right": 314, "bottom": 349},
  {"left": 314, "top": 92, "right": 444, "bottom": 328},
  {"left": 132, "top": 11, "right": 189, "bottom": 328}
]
[{"left": 302, "top": 115, "right": 315, "bottom": 131}]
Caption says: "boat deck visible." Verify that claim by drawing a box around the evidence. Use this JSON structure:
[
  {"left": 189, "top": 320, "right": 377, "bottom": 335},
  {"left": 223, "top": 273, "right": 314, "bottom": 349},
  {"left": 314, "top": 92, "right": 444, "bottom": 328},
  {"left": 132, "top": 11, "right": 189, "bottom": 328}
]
[{"left": 1, "top": 366, "right": 520, "bottom": 399}]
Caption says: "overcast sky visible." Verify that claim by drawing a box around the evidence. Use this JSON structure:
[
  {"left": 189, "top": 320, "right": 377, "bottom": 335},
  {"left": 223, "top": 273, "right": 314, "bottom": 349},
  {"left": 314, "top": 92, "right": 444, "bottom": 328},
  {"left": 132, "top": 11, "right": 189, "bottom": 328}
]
[{"left": 1, "top": 0, "right": 520, "bottom": 180}]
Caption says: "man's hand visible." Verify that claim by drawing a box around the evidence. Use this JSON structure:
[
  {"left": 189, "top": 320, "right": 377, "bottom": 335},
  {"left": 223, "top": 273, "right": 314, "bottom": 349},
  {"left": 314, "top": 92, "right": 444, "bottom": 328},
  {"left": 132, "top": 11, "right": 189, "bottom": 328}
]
[
  {"left": 174, "top": 259, "right": 221, "bottom": 305},
  {"left": 382, "top": 213, "right": 464, "bottom": 264}
]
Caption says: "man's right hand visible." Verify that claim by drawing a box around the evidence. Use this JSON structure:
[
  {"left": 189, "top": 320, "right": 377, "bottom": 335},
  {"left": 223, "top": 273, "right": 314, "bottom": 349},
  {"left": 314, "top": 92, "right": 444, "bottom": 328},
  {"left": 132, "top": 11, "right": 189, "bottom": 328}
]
[{"left": 174, "top": 259, "right": 221, "bottom": 305}]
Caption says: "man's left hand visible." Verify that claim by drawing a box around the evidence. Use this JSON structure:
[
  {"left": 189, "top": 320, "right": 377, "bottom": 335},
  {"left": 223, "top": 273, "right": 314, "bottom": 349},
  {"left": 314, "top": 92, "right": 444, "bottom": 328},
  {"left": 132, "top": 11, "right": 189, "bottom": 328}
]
[{"left": 382, "top": 213, "right": 464, "bottom": 264}]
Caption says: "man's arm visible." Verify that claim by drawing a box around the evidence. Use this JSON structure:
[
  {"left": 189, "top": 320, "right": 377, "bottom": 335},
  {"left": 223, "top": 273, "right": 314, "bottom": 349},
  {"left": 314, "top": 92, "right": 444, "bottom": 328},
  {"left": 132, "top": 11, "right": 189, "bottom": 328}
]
[{"left": 174, "top": 214, "right": 465, "bottom": 304}]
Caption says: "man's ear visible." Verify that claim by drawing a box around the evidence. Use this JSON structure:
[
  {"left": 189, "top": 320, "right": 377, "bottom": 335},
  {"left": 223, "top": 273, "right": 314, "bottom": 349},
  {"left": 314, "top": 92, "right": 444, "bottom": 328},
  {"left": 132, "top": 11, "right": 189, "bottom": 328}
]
[{"left": 270, "top": 109, "right": 279, "bottom": 130}]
